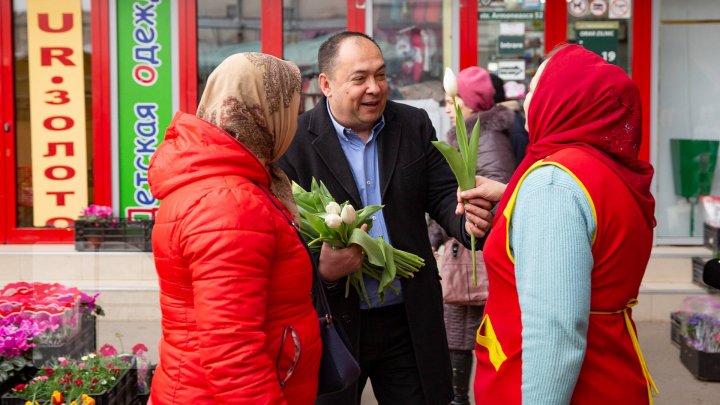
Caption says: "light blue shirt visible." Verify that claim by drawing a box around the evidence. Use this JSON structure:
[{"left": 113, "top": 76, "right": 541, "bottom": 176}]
[{"left": 326, "top": 102, "right": 403, "bottom": 308}]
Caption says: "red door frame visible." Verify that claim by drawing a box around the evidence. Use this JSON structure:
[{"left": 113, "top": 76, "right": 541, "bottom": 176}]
[
  {"left": 632, "top": 0, "right": 652, "bottom": 162},
  {"left": 347, "top": 0, "right": 366, "bottom": 33},
  {"left": 0, "top": 0, "right": 11, "bottom": 244},
  {"left": 178, "top": 0, "right": 198, "bottom": 114},
  {"left": 0, "top": 0, "right": 111, "bottom": 244},
  {"left": 459, "top": 0, "right": 651, "bottom": 162}
]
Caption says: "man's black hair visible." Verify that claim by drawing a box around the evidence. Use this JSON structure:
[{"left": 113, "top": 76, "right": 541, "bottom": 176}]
[{"left": 318, "top": 31, "right": 382, "bottom": 78}]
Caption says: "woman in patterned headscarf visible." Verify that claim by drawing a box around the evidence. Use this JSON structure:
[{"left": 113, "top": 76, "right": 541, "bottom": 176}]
[{"left": 148, "top": 53, "right": 321, "bottom": 404}]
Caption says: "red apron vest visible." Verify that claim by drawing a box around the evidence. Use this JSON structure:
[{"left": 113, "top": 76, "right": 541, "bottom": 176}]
[{"left": 474, "top": 148, "right": 657, "bottom": 404}]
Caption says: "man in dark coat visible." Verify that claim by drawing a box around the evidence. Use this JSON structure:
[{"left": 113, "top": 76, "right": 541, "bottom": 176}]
[{"left": 277, "top": 31, "right": 491, "bottom": 405}]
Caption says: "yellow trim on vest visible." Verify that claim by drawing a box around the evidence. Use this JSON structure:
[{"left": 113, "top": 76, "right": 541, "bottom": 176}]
[
  {"left": 475, "top": 314, "right": 507, "bottom": 371},
  {"left": 503, "top": 159, "right": 598, "bottom": 264},
  {"left": 591, "top": 299, "right": 659, "bottom": 404}
]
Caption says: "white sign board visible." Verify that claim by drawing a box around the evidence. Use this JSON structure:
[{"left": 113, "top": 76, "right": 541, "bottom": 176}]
[
  {"left": 590, "top": 0, "right": 608, "bottom": 17},
  {"left": 500, "top": 22, "right": 526, "bottom": 36},
  {"left": 609, "top": 0, "right": 632, "bottom": 19},
  {"left": 568, "top": 0, "right": 590, "bottom": 18},
  {"left": 498, "top": 60, "right": 526, "bottom": 81}
]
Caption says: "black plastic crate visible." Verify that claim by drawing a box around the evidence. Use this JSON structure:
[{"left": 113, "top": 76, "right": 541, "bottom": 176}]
[
  {"left": 680, "top": 339, "right": 720, "bottom": 382},
  {"left": 32, "top": 313, "right": 96, "bottom": 365},
  {"left": 703, "top": 223, "right": 720, "bottom": 251},
  {"left": 671, "top": 311, "right": 684, "bottom": 348},
  {"left": 75, "top": 219, "right": 153, "bottom": 252},
  {"left": 2, "top": 358, "right": 137, "bottom": 405},
  {"left": 691, "top": 256, "right": 720, "bottom": 293}
]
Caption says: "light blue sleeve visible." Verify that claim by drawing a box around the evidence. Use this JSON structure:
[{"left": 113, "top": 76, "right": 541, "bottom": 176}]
[{"left": 510, "top": 165, "right": 595, "bottom": 405}]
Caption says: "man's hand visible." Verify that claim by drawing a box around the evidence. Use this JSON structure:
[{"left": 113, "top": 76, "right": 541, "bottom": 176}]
[
  {"left": 318, "top": 243, "right": 365, "bottom": 282},
  {"left": 318, "top": 223, "right": 369, "bottom": 282},
  {"left": 456, "top": 176, "right": 508, "bottom": 237}
]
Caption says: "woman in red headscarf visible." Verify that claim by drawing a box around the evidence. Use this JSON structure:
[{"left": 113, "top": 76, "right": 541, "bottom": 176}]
[{"left": 459, "top": 44, "right": 658, "bottom": 404}]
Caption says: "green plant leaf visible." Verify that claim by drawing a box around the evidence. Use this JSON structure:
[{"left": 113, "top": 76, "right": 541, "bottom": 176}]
[
  {"left": 468, "top": 118, "right": 481, "bottom": 181},
  {"left": 353, "top": 205, "right": 383, "bottom": 226},
  {"left": 454, "top": 102, "right": 469, "bottom": 164},
  {"left": 377, "top": 238, "right": 396, "bottom": 303},
  {"left": 432, "top": 141, "right": 473, "bottom": 190},
  {"left": 348, "top": 228, "right": 385, "bottom": 267}
]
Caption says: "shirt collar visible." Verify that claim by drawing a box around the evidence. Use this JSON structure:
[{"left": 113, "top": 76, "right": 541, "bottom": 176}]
[{"left": 326, "top": 99, "right": 385, "bottom": 142}]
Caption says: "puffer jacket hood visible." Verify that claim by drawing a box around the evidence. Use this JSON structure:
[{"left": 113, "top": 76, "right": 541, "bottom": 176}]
[{"left": 149, "top": 111, "right": 271, "bottom": 200}]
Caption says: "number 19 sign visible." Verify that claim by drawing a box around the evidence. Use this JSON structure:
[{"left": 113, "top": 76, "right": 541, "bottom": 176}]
[{"left": 575, "top": 21, "right": 619, "bottom": 65}]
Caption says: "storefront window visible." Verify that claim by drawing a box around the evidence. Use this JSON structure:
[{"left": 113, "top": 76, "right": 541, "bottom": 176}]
[
  {"left": 370, "top": 0, "right": 444, "bottom": 101},
  {"left": 566, "top": 0, "right": 632, "bottom": 74},
  {"left": 478, "top": 0, "right": 545, "bottom": 101},
  {"left": 13, "top": 0, "right": 93, "bottom": 228},
  {"left": 282, "top": 0, "right": 346, "bottom": 111},
  {"left": 655, "top": 0, "right": 720, "bottom": 241},
  {"left": 197, "top": 0, "right": 261, "bottom": 98}
]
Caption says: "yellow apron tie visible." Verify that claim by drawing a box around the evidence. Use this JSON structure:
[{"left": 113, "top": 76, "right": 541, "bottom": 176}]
[
  {"left": 591, "top": 299, "right": 659, "bottom": 404},
  {"left": 475, "top": 314, "right": 508, "bottom": 371}
]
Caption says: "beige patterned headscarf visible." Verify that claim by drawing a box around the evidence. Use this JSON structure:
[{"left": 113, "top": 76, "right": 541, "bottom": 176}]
[{"left": 197, "top": 53, "right": 301, "bottom": 222}]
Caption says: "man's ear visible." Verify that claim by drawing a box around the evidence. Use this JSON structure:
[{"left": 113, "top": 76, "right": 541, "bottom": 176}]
[{"left": 318, "top": 73, "right": 332, "bottom": 98}]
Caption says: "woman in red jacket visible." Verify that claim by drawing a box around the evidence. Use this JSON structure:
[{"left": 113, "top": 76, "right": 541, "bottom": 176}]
[{"left": 148, "top": 53, "right": 321, "bottom": 404}]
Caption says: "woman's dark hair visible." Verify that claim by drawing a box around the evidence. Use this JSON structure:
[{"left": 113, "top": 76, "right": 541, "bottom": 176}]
[
  {"left": 318, "top": 31, "right": 382, "bottom": 78},
  {"left": 490, "top": 73, "right": 506, "bottom": 104}
]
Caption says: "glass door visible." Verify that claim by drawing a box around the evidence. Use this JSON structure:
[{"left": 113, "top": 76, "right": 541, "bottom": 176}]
[
  {"left": 0, "top": 0, "right": 101, "bottom": 243},
  {"left": 477, "top": 0, "right": 546, "bottom": 101}
]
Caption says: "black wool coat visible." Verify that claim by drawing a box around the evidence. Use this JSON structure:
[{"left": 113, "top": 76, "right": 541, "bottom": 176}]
[{"left": 278, "top": 99, "right": 473, "bottom": 405}]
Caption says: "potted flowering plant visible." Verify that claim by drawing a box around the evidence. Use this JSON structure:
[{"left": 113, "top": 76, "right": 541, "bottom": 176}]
[
  {"left": 78, "top": 205, "right": 114, "bottom": 224},
  {"left": 1, "top": 282, "right": 102, "bottom": 366},
  {"left": 674, "top": 296, "right": 720, "bottom": 381},
  {"left": 74, "top": 206, "right": 153, "bottom": 252},
  {"left": 0, "top": 314, "right": 41, "bottom": 396},
  {"left": 4, "top": 351, "right": 137, "bottom": 405}
]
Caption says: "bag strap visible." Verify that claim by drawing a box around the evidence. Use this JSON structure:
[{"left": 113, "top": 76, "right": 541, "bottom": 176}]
[{"left": 251, "top": 181, "right": 333, "bottom": 321}]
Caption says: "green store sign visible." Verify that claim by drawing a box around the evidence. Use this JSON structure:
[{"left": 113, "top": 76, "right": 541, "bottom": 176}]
[
  {"left": 117, "top": 0, "right": 172, "bottom": 219},
  {"left": 576, "top": 21, "right": 619, "bottom": 65}
]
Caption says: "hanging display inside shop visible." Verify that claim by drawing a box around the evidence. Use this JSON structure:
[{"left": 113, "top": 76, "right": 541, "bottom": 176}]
[{"left": 26, "top": 0, "right": 88, "bottom": 227}]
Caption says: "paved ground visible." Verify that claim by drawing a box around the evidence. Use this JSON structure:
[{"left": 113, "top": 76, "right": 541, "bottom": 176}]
[{"left": 97, "top": 320, "right": 719, "bottom": 404}]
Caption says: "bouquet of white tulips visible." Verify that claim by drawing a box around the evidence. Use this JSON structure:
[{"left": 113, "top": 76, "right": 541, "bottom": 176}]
[
  {"left": 292, "top": 179, "right": 424, "bottom": 306},
  {"left": 432, "top": 67, "right": 481, "bottom": 284}
]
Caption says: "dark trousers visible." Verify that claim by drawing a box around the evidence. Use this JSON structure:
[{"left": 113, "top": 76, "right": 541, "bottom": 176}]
[{"left": 316, "top": 304, "right": 427, "bottom": 405}]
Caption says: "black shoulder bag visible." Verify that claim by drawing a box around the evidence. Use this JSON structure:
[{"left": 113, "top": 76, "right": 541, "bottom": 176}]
[
  {"left": 253, "top": 181, "right": 360, "bottom": 396},
  {"left": 313, "top": 264, "right": 361, "bottom": 395}
]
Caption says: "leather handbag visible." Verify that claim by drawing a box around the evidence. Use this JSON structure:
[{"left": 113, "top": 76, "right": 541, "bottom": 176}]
[
  {"left": 255, "top": 180, "right": 361, "bottom": 395},
  {"left": 439, "top": 239, "right": 488, "bottom": 306},
  {"left": 313, "top": 263, "right": 361, "bottom": 395}
]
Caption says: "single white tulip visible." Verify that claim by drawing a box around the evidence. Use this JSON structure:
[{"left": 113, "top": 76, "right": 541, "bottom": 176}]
[
  {"left": 443, "top": 67, "right": 458, "bottom": 98},
  {"left": 325, "top": 213, "right": 342, "bottom": 229},
  {"left": 341, "top": 204, "right": 357, "bottom": 224},
  {"left": 325, "top": 201, "right": 341, "bottom": 215}
]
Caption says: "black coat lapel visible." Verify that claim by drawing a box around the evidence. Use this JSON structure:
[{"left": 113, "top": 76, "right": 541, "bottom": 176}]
[
  {"left": 308, "top": 104, "right": 363, "bottom": 208},
  {"left": 378, "top": 105, "right": 401, "bottom": 201}
]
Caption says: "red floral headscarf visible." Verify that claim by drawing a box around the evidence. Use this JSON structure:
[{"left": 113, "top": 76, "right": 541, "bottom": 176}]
[{"left": 497, "top": 44, "right": 655, "bottom": 227}]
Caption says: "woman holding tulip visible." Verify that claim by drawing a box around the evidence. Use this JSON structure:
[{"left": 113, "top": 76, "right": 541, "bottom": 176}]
[{"left": 461, "top": 45, "right": 658, "bottom": 404}]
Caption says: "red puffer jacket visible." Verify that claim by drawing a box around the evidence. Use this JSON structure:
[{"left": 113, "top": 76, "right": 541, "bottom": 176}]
[{"left": 148, "top": 112, "right": 321, "bottom": 404}]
